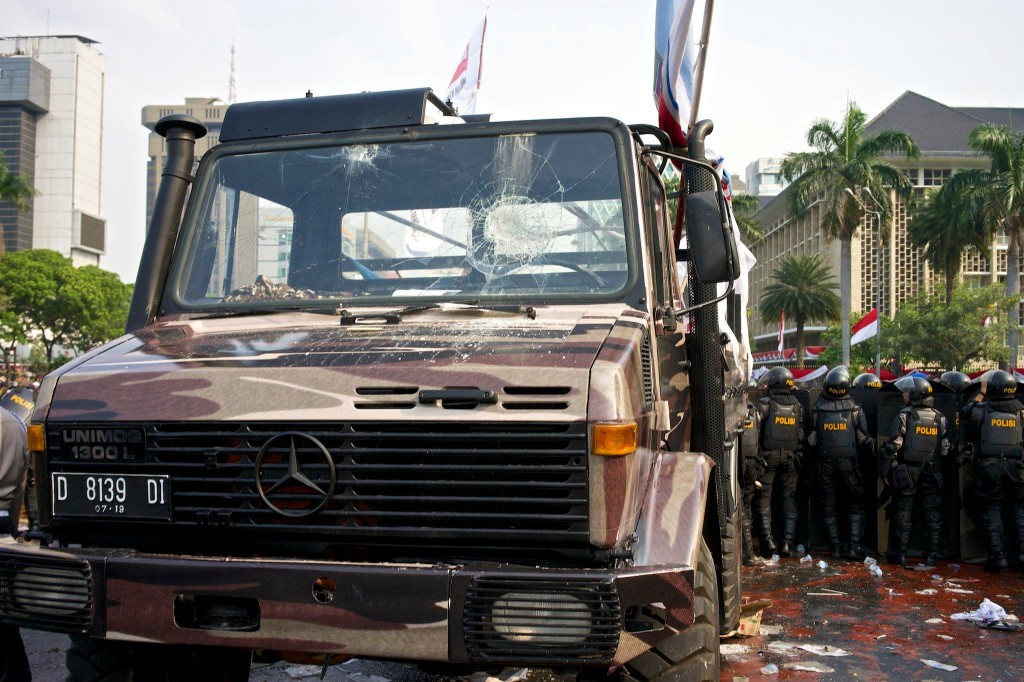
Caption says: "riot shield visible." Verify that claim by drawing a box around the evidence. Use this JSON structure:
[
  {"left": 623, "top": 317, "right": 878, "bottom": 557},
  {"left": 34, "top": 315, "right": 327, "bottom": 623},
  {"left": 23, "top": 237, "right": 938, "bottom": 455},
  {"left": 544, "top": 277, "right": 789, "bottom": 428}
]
[
  {"left": 929, "top": 381, "right": 960, "bottom": 559},
  {"left": 792, "top": 388, "right": 814, "bottom": 551},
  {"left": 875, "top": 382, "right": 908, "bottom": 558}
]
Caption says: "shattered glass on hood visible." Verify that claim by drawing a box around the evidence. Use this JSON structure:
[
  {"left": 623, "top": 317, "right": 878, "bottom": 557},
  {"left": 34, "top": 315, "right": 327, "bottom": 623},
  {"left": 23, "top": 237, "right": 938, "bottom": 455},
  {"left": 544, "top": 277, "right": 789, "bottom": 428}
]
[{"left": 174, "top": 131, "right": 631, "bottom": 310}]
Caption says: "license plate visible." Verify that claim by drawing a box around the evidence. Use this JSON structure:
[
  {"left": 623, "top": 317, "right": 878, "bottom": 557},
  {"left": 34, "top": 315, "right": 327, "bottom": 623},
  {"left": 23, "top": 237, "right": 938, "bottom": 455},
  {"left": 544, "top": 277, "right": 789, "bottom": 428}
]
[
  {"left": 51, "top": 473, "right": 170, "bottom": 520},
  {"left": 58, "top": 427, "right": 147, "bottom": 462}
]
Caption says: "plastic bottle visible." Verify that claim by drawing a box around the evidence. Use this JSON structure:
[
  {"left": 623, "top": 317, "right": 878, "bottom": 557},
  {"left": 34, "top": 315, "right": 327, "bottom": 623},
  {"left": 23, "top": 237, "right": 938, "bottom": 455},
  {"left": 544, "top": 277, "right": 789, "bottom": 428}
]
[
  {"left": 760, "top": 663, "right": 779, "bottom": 675},
  {"left": 800, "top": 554, "right": 813, "bottom": 564},
  {"left": 870, "top": 564, "right": 883, "bottom": 577},
  {"left": 863, "top": 556, "right": 878, "bottom": 567},
  {"left": 817, "top": 560, "right": 828, "bottom": 570}
]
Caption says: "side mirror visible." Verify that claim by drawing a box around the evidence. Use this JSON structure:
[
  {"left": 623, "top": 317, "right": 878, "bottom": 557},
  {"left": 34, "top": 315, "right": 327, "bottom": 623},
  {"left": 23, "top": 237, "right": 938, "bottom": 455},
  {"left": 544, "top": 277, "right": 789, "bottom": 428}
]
[{"left": 681, "top": 190, "right": 738, "bottom": 283}]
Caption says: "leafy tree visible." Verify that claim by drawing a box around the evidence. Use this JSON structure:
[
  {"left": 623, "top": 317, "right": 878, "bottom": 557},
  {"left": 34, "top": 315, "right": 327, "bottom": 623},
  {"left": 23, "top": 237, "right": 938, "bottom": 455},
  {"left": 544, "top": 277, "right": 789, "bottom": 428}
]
[
  {"left": 944, "top": 123, "right": 1024, "bottom": 366},
  {"left": 0, "top": 250, "right": 132, "bottom": 361},
  {"left": 907, "top": 186, "right": 990, "bottom": 305},
  {"left": 780, "top": 102, "right": 919, "bottom": 366},
  {"left": 818, "top": 310, "right": 897, "bottom": 373},
  {"left": 892, "top": 284, "right": 1016, "bottom": 371},
  {"left": 0, "top": 308, "right": 28, "bottom": 385},
  {"left": 760, "top": 254, "right": 841, "bottom": 368}
]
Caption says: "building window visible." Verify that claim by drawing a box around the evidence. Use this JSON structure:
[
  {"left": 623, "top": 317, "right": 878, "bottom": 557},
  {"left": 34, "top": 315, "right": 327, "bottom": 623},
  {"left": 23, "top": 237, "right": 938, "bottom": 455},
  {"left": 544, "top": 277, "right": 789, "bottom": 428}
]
[
  {"left": 904, "top": 168, "right": 919, "bottom": 186},
  {"left": 922, "top": 168, "right": 951, "bottom": 186}
]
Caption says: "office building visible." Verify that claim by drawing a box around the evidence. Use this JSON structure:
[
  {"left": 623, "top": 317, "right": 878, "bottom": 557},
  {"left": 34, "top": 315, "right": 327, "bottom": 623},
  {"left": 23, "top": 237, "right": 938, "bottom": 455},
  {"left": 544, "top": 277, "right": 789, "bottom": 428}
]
[
  {"left": 744, "top": 157, "right": 788, "bottom": 197},
  {"left": 0, "top": 35, "right": 106, "bottom": 264}
]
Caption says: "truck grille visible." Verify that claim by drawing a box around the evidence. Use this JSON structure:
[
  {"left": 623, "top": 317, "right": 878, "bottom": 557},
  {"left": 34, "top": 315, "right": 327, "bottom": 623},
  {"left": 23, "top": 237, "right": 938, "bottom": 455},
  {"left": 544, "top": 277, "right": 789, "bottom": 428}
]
[
  {"left": 464, "top": 577, "right": 620, "bottom": 663},
  {"left": 0, "top": 554, "right": 92, "bottom": 633},
  {"left": 47, "top": 422, "right": 589, "bottom": 543}
]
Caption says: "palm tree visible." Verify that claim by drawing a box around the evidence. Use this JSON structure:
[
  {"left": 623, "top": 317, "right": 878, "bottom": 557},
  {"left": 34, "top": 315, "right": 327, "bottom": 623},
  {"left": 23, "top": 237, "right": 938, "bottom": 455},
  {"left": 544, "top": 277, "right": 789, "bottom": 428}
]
[
  {"left": 944, "top": 123, "right": 1024, "bottom": 368},
  {"left": 0, "top": 152, "right": 35, "bottom": 254},
  {"left": 907, "top": 186, "right": 990, "bottom": 305},
  {"left": 730, "top": 193, "right": 765, "bottom": 245},
  {"left": 780, "top": 102, "right": 919, "bottom": 365},
  {"left": 760, "top": 254, "right": 841, "bottom": 369}
]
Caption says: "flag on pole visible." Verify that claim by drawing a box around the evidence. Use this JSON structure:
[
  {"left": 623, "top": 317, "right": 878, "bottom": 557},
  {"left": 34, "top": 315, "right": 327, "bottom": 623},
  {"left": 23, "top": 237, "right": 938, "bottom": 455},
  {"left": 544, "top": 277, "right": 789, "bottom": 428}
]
[
  {"left": 777, "top": 308, "right": 785, "bottom": 352},
  {"left": 851, "top": 308, "right": 879, "bottom": 345},
  {"left": 653, "top": 0, "right": 699, "bottom": 146},
  {"left": 445, "top": 15, "right": 487, "bottom": 115}
]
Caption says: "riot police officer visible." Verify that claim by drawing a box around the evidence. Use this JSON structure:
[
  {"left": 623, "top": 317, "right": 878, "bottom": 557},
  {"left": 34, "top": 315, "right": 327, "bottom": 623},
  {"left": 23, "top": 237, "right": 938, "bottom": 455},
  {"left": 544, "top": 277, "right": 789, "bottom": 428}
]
[
  {"left": 754, "top": 367, "right": 804, "bottom": 557},
  {"left": 740, "top": 379, "right": 764, "bottom": 566},
  {"left": 0, "top": 405, "right": 31, "bottom": 681},
  {"left": 807, "top": 366, "right": 873, "bottom": 559},
  {"left": 880, "top": 376, "right": 951, "bottom": 567},
  {"left": 963, "top": 370, "right": 1024, "bottom": 571}
]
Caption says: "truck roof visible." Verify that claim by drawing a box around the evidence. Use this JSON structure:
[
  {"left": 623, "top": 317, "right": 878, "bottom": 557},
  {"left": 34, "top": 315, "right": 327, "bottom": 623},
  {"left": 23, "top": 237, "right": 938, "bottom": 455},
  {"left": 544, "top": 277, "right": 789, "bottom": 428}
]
[{"left": 219, "top": 87, "right": 462, "bottom": 143}]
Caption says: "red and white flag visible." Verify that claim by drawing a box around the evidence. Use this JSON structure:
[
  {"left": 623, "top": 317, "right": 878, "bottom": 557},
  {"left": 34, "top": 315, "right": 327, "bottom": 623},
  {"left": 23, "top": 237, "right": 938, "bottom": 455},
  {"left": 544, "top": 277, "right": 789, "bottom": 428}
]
[
  {"left": 777, "top": 308, "right": 786, "bottom": 352},
  {"left": 653, "top": 0, "right": 699, "bottom": 147},
  {"left": 851, "top": 308, "right": 879, "bottom": 345},
  {"left": 445, "top": 15, "right": 487, "bottom": 115}
]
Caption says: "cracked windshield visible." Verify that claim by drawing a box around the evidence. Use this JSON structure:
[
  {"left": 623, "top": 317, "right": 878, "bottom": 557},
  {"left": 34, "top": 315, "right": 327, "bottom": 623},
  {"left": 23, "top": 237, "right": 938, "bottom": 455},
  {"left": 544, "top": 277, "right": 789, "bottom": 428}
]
[{"left": 176, "top": 131, "right": 629, "bottom": 308}]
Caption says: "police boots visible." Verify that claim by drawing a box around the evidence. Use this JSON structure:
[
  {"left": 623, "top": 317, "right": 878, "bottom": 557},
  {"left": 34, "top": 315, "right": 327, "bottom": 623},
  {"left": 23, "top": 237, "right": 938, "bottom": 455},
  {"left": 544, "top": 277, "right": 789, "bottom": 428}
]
[
  {"left": 924, "top": 523, "right": 942, "bottom": 567},
  {"left": 846, "top": 513, "right": 866, "bottom": 560},
  {"left": 823, "top": 517, "right": 842, "bottom": 559},
  {"left": 779, "top": 513, "right": 798, "bottom": 557},
  {"left": 741, "top": 516, "right": 757, "bottom": 567},
  {"left": 983, "top": 508, "right": 1009, "bottom": 571},
  {"left": 757, "top": 510, "right": 777, "bottom": 557}
]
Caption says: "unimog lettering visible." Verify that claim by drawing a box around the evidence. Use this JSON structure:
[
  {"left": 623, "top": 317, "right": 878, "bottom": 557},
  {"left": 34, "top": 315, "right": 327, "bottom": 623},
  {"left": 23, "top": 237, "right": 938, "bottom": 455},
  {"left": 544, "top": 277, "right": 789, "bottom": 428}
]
[{"left": 2, "top": 88, "right": 745, "bottom": 681}]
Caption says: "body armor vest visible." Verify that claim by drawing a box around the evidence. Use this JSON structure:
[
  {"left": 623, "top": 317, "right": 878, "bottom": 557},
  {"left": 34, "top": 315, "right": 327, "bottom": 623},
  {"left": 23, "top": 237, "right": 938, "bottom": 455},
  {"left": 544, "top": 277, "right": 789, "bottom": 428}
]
[
  {"left": 761, "top": 400, "right": 800, "bottom": 451},
  {"left": 979, "top": 405, "right": 1023, "bottom": 458},
  {"left": 816, "top": 409, "right": 857, "bottom": 457},
  {"left": 741, "top": 407, "right": 760, "bottom": 459},
  {"left": 902, "top": 407, "right": 940, "bottom": 464}
]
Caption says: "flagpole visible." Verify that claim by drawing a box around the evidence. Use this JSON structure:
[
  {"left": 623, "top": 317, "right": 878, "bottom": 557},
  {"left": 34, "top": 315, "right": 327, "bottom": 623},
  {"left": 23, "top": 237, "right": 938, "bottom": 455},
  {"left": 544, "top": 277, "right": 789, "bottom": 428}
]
[{"left": 686, "top": 0, "right": 715, "bottom": 134}]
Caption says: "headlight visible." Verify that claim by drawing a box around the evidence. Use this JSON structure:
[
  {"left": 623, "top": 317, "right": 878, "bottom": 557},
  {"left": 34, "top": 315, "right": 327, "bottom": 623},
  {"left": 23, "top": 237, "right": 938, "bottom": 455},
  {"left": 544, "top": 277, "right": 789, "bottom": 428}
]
[{"left": 491, "top": 592, "right": 590, "bottom": 644}]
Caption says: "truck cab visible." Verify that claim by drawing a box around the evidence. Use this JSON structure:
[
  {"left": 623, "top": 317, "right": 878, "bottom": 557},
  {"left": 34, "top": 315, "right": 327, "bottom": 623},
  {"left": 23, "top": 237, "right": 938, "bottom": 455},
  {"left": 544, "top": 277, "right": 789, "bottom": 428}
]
[{"left": 1, "top": 88, "right": 745, "bottom": 682}]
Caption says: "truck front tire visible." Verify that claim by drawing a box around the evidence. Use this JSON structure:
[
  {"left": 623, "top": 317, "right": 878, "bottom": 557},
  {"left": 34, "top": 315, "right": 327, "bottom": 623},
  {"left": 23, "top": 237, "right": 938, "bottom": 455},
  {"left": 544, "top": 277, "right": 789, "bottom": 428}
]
[
  {"left": 66, "top": 636, "right": 251, "bottom": 682},
  {"left": 618, "top": 539, "right": 720, "bottom": 682}
]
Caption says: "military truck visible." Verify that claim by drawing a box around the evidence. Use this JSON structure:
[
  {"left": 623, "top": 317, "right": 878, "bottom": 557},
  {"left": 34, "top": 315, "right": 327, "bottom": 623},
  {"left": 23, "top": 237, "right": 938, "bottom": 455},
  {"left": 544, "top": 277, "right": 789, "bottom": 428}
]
[{"left": 0, "top": 88, "right": 747, "bottom": 681}]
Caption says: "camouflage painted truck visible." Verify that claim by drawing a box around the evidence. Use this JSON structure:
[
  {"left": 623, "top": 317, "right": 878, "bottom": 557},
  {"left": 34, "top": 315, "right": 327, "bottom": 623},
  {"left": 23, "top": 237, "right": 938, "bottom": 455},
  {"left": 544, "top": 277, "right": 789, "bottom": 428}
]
[{"left": 0, "top": 89, "right": 748, "bottom": 681}]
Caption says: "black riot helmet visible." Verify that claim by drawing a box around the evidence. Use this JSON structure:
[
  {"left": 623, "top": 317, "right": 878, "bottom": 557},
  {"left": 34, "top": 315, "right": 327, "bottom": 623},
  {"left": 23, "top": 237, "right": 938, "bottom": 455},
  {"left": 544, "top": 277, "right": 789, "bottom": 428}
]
[
  {"left": 985, "top": 370, "right": 1018, "bottom": 401},
  {"left": 744, "top": 378, "right": 759, "bottom": 392},
  {"left": 761, "top": 366, "right": 795, "bottom": 393},
  {"left": 823, "top": 366, "right": 851, "bottom": 398},
  {"left": 894, "top": 376, "right": 933, "bottom": 405},
  {"left": 937, "top": 371, "right": 971, "bottom": 393},
  {"left": 852, "top": 372, "right": 882, "bottom": 390}
]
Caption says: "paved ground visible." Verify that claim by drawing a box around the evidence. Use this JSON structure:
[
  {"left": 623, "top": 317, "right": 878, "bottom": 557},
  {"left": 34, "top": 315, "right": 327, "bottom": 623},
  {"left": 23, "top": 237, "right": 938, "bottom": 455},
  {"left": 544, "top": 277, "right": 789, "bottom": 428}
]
[{"left": 17, "top": 557, "right": 1024, "bottom": 681}]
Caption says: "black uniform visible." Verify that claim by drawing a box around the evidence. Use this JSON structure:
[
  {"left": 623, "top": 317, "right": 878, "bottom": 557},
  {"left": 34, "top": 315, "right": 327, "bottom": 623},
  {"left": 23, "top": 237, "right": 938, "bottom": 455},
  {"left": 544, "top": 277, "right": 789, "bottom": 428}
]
[
  {"left": 964, "top": 397, "right": 1024, "bottom": 567},
  {"left": 740, "top": 402, "right": 764, "bottom": 564},
  {"left": 880, "top": 401, "right": 951, "bottom": 565},
  {"left": 807, "top": 395, "right": 873, "bottom": 558},
  {"left": 754, "top": 391, "right": 804, "bottom": 556}
]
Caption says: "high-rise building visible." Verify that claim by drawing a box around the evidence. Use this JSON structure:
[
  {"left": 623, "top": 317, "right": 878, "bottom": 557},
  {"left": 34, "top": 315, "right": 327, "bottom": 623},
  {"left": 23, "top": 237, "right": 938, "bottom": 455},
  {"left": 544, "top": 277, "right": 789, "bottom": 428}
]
[
  {"left": 0, "top": 35, "right": 106, "bottom": 265},
  {"left": 141, "top": 98, "right": 228, "bottom": 230},
  {"left": 749, "top": 91, "right": 1024, "bottom": 356},
  {"left": 744, "top": 157, "right": 788, "bottom": 197}
]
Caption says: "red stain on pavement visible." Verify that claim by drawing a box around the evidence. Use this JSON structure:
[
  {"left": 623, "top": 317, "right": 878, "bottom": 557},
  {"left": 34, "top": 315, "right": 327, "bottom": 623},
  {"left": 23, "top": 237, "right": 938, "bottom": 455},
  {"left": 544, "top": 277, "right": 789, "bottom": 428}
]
[{"left": 723, "top": 558, "right": 1024, "bottom": 680}]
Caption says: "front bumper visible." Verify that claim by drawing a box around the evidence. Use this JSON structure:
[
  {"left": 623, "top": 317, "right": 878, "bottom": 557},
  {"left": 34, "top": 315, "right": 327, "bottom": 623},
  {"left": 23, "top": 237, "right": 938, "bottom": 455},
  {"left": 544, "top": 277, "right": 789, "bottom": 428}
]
[{"left": 0, "top": 542, "right": 694, "bottom": 667}]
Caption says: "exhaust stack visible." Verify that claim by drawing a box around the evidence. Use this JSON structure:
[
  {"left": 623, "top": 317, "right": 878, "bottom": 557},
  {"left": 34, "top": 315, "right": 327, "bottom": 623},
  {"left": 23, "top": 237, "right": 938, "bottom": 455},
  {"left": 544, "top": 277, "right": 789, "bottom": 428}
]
[{"left": 126, "top": 114, "right": 207, "bottom": 333}]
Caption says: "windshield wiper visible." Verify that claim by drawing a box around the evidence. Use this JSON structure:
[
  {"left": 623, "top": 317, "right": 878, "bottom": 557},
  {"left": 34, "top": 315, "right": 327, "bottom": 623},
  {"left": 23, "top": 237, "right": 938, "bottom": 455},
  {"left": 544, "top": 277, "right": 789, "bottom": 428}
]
[
  {"left": 187, "top": 306, "right": 340, "bottom": 320},
  {"left": 338, "top": 301, "right": 536, "bottom": 325}
]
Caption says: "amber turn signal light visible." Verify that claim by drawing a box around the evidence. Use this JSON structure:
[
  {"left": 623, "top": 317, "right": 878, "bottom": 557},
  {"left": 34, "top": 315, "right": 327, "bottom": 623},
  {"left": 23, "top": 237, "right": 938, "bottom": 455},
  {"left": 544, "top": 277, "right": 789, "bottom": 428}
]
[
  {"left": 27, "top": 424, "right": 45, "bottom": 453},
  {"left": 592, "top": 423, "right": 638, "bottom": 456}
]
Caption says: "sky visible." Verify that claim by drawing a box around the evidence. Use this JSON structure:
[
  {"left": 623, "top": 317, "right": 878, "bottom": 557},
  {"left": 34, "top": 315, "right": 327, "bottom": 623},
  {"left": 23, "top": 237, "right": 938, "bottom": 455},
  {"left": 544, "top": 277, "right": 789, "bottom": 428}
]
[{"left": 3, "top": 0, "right": 1024, "bottom": 282}]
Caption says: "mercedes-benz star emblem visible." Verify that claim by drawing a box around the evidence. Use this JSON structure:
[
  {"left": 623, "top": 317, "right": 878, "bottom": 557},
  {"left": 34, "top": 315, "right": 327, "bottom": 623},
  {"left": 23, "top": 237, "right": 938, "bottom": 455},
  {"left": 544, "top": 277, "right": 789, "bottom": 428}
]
[{"left": 255, "top": 432, "right": 337, "bottom": 518}]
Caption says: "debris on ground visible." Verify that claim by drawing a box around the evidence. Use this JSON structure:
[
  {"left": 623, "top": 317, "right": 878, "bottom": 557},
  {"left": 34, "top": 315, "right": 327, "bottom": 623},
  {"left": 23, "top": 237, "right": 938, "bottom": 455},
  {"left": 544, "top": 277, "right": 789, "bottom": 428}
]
[
  {"left": 950, "top": 598, "right": 1008, "bottom": 622},
  {"left": 869, "top": 564, "right": 883, "bottom": 577},
  {"left": 924, "top": 617, "right": 944, "bottom": 624},
  {"left": 467, "top": 669, "right": 529, "bottom": 682},
  {"left": 816, "top": 560, "right": 828, "bottom": 570},
  {"left": 766, "top": 641, "right": 801, "bottom": 657},
  {"left": 721, "top": 643, "right": 753, "bottom": 657},
  {"left": 974, "top": 619, "right": 1021, "bottom": 631},
  {"left": 759, "top": 624, "right": 783, "bottom": 636},
  {"left": 737, "top": 599, "right": 774, "bottom": 636},
  {"left": 936, "top": 634, "right": 954, "bottom": 641},
  {"left": 284, "top": 666, "right": 324, "bottom": 679},
  {"left": 915, "top": 588, "right": 938, "bottom": 595},
  {"left": 797, "top": 644, "right": 851, "bottom": 657},
  {"left": 782, "top": 661, "right": 835, "bottom": 673},
  {"left": 920, "top": 659, "right": 958, "bottom": 672},
  {"left": 944, "top": 587, "right": 974, "bottom": 594},
  {"left": 800, "top": 554, "right": 813, "bottom": 564},
  {"left": 760, "top": 663, "right": 779, "bottom": 674}
]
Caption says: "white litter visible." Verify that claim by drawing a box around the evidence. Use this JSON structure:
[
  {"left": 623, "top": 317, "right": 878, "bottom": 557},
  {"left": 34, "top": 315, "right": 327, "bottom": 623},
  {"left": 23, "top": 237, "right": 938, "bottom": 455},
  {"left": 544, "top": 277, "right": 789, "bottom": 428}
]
[
  {"left": 783, "top": 661, "right": 835, "bottom": 673},
  {"left": 921, "top": 659, "right": 958, "bottom": 672},
  {"left": 863, "top": 556, "right": 878, "bottom": 566},
  {"left": 951, "top": 598, "right": 1008, "bottom": 622},
  {"left": 944, "top": 587, "right": 975, "bottom": 595},
  {"left": 766, "top": 641, "right": 801, "bottom": 657},
  {"left": 720, "top": 643, "right": 752, "bottom": 657},
  {"left": 937, "top": 634, "right": 954, "bottom": 641},
  {"left": 759, "top": 624, "right": 783, "bottom": 636},
  {"left": 284, "top": 666, "right": 323, "bottom": 679},
  {"left": 798, "top": 644, "right": 851, "bottom": 657},
  {"left": 925, "top": 617, "right": 944, "bottom": 624},
  {"left": 760, "top": 663, "right": 779, "bottom": 674},
  {"left": 916, "top": 588, "right": 938, "bottom": 595},
  {"left": 469, "top": 670, "right": 528, "bottom": 682},
  {"left": 800, "top": 554, "right": 813, "bottom": 563},
  {"left": 816, "top": 560, "right": 828, "bottom": 570}
]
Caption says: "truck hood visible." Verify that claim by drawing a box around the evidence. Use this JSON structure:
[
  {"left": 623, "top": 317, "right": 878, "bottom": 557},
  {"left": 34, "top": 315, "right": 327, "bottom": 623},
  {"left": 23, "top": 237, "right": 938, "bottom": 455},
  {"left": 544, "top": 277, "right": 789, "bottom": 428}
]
[{"left": 46, "top": 305, "right": 631, "bottom": 422}]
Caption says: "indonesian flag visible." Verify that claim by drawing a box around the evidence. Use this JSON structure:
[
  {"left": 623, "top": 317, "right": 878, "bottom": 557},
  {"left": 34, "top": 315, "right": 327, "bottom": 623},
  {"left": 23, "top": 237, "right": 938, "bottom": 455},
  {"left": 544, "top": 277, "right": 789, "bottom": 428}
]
[
  {"left": 445, "top": 15, "right": 487, "bottom": 115},
  {"left": 777, "top": 308, "right": 785, "bottom": 352},
  {"left": 851, "top": 308, "right": 879, "bottom": 345},
  {"left": 653, "top": 0, "right": 699, "bottom": 146}
]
